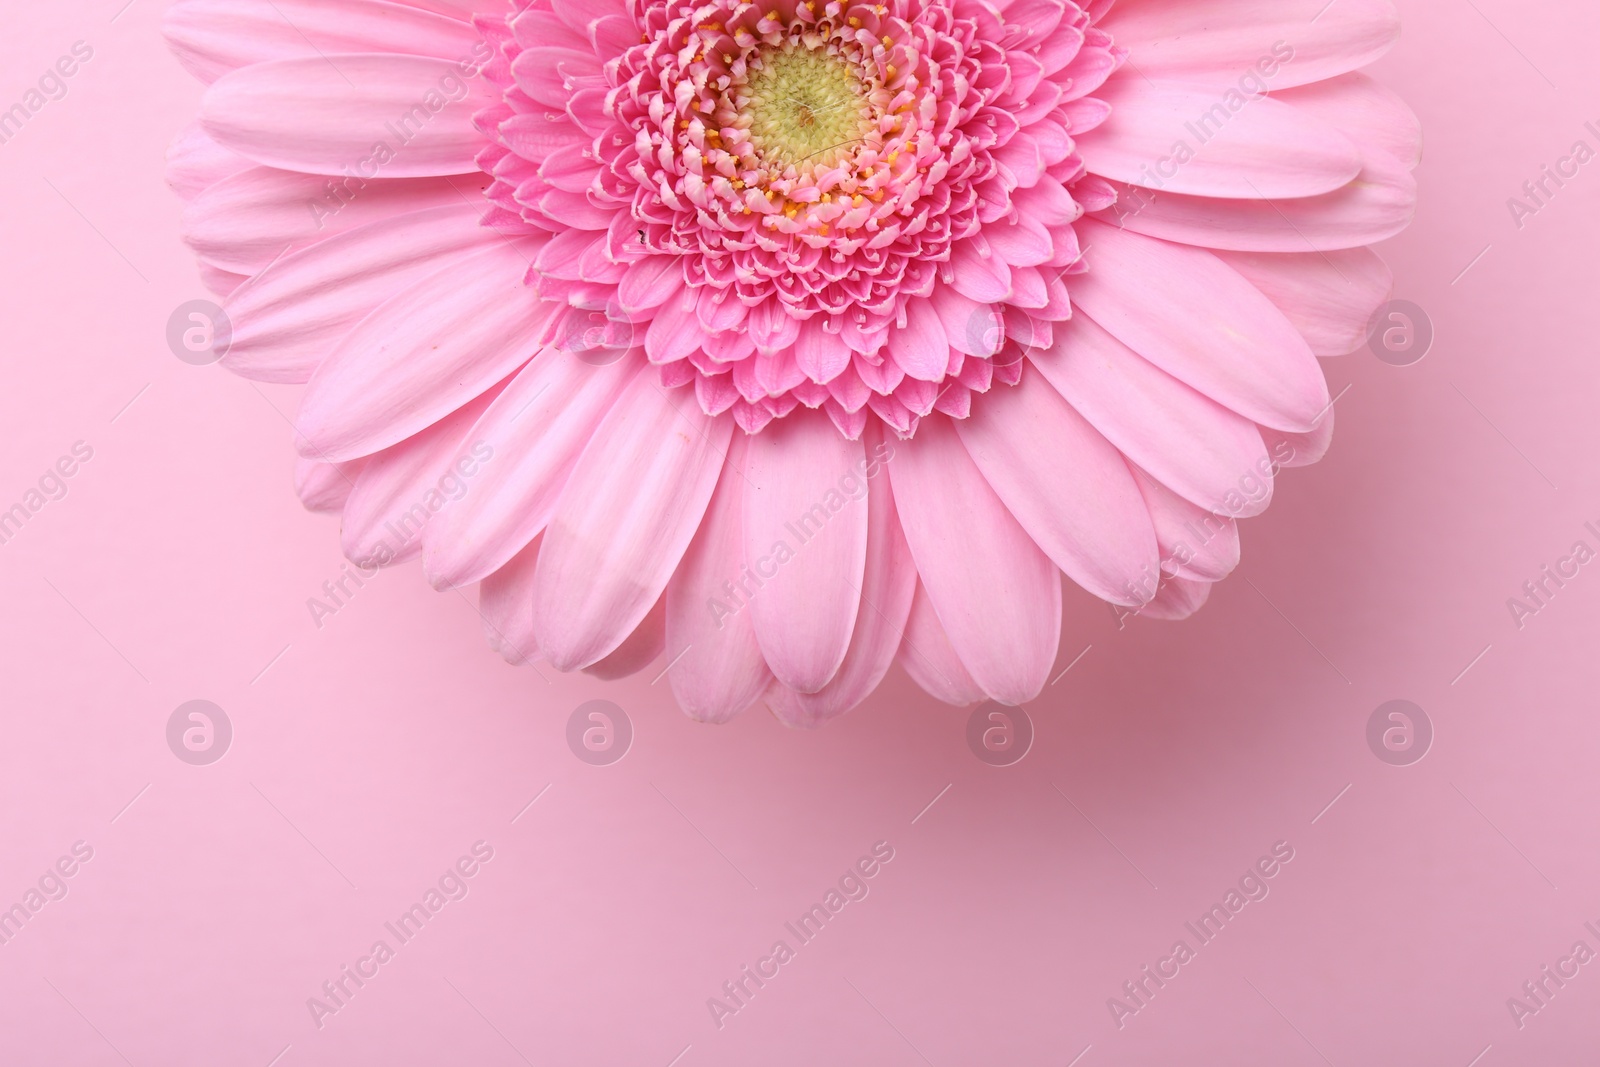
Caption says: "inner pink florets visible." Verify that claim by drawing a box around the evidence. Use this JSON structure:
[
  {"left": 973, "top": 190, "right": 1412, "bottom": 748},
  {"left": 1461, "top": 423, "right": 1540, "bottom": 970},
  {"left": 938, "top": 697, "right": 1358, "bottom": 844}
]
[
  {"left": 619, "top": 0, "right": 994, "bottom": 320},
  {"left": 473, "top": 0, "right": 1122, "bottom": 437}
]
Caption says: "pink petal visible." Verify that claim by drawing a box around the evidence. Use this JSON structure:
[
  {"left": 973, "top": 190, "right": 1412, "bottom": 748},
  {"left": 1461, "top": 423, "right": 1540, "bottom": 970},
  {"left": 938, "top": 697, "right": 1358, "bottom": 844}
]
[
  {"left": 1099, "top": 0, "right": 1400, "bottom": 91},
  {"left": 164, "top": 0, "right": 482, "bottom": 84},
  {"left": 203, "top": 55, "right": 494, "bottom": 177},
  {"left": 931, "top": 286, "right": 1004, "bottom": 358},
  {"left": 1218, "top": 247, "right": 1393, "bottom": 357},
  {"left": 224, "top": 203, "right": 491, "bottom": 383},
  {"left": 532, "top": 376, "right": 733, "bottom": 670},
  {"left": 793, "top": 318, "right": 853, "bottom": 383},
  {"left": 479, "top": 536, "right": 543, "bottom": 666},
  {"left": 956, "top": 371, "right": 1160, "bottom": 605},
  {"left": 166, "top": 121, "right": 251, "bottom": 200},
  {"left": 897, "top": 583, "right": 986, "bottom": 707},
  {"left": 948, "top": 236, "right": 1014, "bottom": 303},
  {"left": 1031, "top": 314, "right": 1274, "bottom": 517},
  {"left": 584, "top": 595, "right": 665, "bottom": 680},
  {"left": 554, "top": 0, "right": 627, "bottom": 34},
  {"left": 293, "top": 456, "right": 365, "bottom": 513},
  {"left": 886, "top": 298, "right": 950, "bottom": 382},
  {"left": 1129, "top": 466, "right": 1241, "bottom": 583},
  {"left": 1072, "top": 219, "right": 1329, "bottom": 431},
  {"left": 665, "top": 436, "right": 773, "bottom": 722},
  {"left": 765, "top": 432, "right": 916, "bottom": 725},
  {"left": 1080, "top": 79, "right": 1362, "bottom": 200},
  {"left": 340, "top": 387, "right": 501, "bottom": 563},
  {"left": 1093, "top": 145, "right": 1416, "bottom": 253},
  {"left": 742, "top": 408, "right": 869, "bottom": 693},
  {"left": 422, "top": 352, "right": 641, "bottom": 588},
  {"left": 1273, "top": 71, "right": 1422, "bottom": 170},
  {"left": 511, "top": 47, "right": 603, "bottom": 108},
  {"left": 617, "top": 255, "right": 686, "bottom": 317},
  {"left": 889, "top": 416, "right": 1061, "bottom": 704},
  {"left": 182, "top": 167, "right": 464, "bottom": 274},
  {"left": 1138, "top": 575, "right": 1213, "bottom": 621},
  {"left": 1261, "top": 406, "right": 1337, "bottom": 468},
  {"left": 296, "top": 240, "right": 553, "bottom": 462}
]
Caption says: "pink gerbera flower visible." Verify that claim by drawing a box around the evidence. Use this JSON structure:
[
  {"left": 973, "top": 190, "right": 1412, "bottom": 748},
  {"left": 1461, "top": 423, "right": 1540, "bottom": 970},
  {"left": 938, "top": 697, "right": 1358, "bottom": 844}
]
[{"left": 165, "top": 0, "right": 1417, "bottom": 725}]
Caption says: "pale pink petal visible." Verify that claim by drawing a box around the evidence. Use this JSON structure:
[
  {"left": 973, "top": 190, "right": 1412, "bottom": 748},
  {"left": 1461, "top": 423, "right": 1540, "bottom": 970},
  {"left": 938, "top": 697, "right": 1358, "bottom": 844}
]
[
  {"left": 1273, "top": 71, "right": 1422, "bottom": 170},
  {"left": 224, "top": 203, "right": 492, "bottom": 383},
  {"left": 203, "top": 55, "right": 495, "bottom": 177},
  {"left": 166, "top": 121, "right": 251, "bottom": 200},
  {"left": 886, "top": 298, "right": 951, "bottom": 382},
  {"left": 1073, "top": 218, "right": 1329, "bottom": 431},
  {"left": 1094, "top": 145, "right": 1416, "bottom": 253},
  {"left": 1081, "top": 79, "right": 1361, "bottom": 199},
  {"left": 765, "top": 435, "right": 916, "bottom": 726},
  {"left": 532, "top": 374, "right": 734, "bottom": 670},
  {"left": 293, "top": 456, "right": 366, "bottom": 513},
  {"left": 1138, "top": 575, "right": 1213, "bottom": 621},
  {"left": 182, "top": 167, "right": 465, "bottom": 274},
  {"left": 422, "top": 351, "right": 641, "bottom": 588},
  {"left": 957, "top": 371, "right": 1160, "bottom": 604},
  {"left": 897, "top": 583, "right": 987, "bottom": 707},
  {"left": 1031, "top": 314, "right": 1274, "bottom": 516},
  {"left": 1218, "top": 247, "right": 1393, "bottom": 357},
  {"left": 296, "top": 240, "right": 553, "bottom": 463},
  {"left": 584, "top": 595, "right": 666, "bottom": 680},
  {"left": 479, "top": 536, "right": 543, "bottom": 666},
  {"left": 1129, "top": 466, "right": 1241, "bottom": 582},
  {"left": 404, "top": 0, "right": 511, "bottom": 15},
  {"left": 1099, "top": 0, "right": 1400, "bottom": 91},
  {"left": 1262, "top": 406, "right": 1337, "bottom": 468},
  {"left": 742, "top": 408, "right": 868, "bottom": 693},
  {"left": 164, "top": 0, "right": 481, "bottom": 84},
  {"left": 339, "top": 388, "right": 501, "bottom": 564},
  {"left": 199, "top": 264, "right": 249, "bottom": 298},
  {"left": 666, "top": 436, "right": 774, "bottom": 723},
  {"left": 890, "top": 416, "right": 1062, "bottom": 704}
]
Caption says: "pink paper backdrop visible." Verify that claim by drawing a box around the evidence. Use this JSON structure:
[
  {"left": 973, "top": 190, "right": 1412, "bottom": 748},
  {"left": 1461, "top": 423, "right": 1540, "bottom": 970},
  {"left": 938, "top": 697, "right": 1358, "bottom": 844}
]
[{"left": 3, "top": 2, "right": 1599, "bottom": 1063}]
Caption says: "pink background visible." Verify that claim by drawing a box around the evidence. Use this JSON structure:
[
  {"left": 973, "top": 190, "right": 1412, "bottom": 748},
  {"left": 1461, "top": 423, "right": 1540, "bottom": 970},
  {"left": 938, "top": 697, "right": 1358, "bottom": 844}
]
[{"left": 3, "top": 1, "right": 1599, "bottom": 1063}]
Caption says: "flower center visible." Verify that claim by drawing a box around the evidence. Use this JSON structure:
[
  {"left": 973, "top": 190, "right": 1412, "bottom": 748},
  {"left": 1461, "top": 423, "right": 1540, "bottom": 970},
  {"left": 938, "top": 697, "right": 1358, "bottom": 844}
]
[{"left": 740, "top": 43, "right": 874, "bottom": 171}]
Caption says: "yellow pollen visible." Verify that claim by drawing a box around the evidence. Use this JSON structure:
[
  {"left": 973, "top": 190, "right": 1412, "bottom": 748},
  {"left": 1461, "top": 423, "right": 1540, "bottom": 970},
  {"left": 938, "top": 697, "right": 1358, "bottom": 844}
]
[
  {"left": 765, "top": 10, "right": 779, "bottom": 19},
  {"left": 886, "top": 64, "right": 897, "bottom": 77},
  {"left": 848, "top": 16, "right": 860, "bottom": 25},
  {"left": 817, "top": 224, "right": 829, "bottom": 235},
  {"left": 882, "top": 36, "right": 892, "bottom": 47},
  {"left": 784, "top": 204, "right": 798, "bottom": 218},
  {"left": 741, "top": 41, "right": 875, "bottom": 171}
]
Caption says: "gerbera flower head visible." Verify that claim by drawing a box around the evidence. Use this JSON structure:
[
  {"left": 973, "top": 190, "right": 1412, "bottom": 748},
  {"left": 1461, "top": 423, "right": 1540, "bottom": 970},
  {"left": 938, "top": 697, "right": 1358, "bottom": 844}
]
[
  {"left": 475, "top": 0, "right": 1121, "bottom": 437},
  {"left": 165, "top": 0, "right": 1417, "bottom": 726}
]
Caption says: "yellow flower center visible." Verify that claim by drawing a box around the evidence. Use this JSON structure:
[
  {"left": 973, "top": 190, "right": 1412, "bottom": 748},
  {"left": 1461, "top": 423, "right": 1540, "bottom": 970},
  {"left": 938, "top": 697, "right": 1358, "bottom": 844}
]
[{"left": 741, "top": 43, "right": 872, "bottom": 170}]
